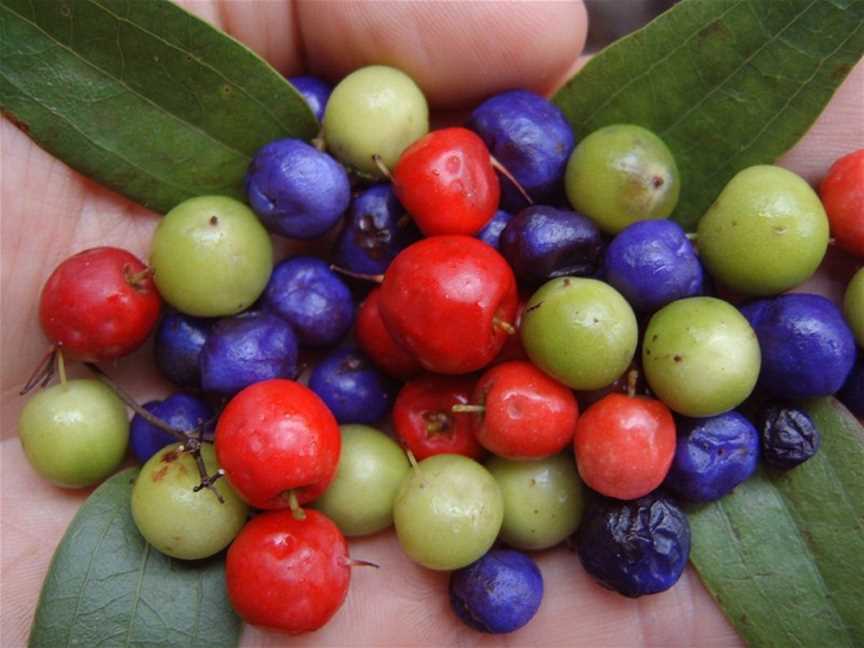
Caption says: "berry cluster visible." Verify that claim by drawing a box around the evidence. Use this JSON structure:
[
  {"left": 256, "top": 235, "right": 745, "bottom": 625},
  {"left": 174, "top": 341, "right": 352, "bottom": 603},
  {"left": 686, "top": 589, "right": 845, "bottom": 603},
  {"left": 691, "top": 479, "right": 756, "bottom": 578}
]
[{"left": 18, "top": 64, "right": 864, "bottom": 636}]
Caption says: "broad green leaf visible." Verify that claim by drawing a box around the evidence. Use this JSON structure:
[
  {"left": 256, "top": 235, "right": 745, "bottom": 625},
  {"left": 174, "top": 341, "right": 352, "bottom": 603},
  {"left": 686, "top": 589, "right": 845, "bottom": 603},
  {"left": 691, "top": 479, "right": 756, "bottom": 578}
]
[
  {"left": 689, "top": 398, "right": 864, "bottom": 647},
  {"left": 553, "top": 0, "right": 864, "bottom": 230},
  {"left": 29, "top": 468, "right": 242, "bottom": 648},
  {"left": 0, "top": 0, "right": 317, "bottom": 213}
]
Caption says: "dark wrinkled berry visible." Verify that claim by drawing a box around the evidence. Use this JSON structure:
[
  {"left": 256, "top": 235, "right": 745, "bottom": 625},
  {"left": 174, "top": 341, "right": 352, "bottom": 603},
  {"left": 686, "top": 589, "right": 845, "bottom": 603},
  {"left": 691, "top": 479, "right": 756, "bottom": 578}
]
[
  {"left": 288, "top": 75, "right": 332, "bottom": 122},
  {"left": 130, "top": 393, "right": 214, "bottom": 463},
  {"left": 154, "top": 311, "right": 212, "bottom": 387},
  {"left": 308, "top": 348, "right": 397, "bottom": 424},
  {"left": 449, "top": 549, "right": 543, "bottom": 634},
  {"left": 475, "top": 210, "right": 513, "bottom": 250},
  {"left": 758, "top": 404, "right": 821, "bottom": 469},
  {"left": 576, "top": 492, "right": 690, "bottom": 598},
  {"left": 838, "top": 355, "right": 864, "bottom": 418}
]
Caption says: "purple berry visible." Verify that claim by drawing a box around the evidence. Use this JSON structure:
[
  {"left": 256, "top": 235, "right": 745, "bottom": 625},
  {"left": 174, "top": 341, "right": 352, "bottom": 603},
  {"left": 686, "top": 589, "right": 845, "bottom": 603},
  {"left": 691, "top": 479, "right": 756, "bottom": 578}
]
[
  {"left": 154, "top": 311, "right": 212, "bottom": 387},
  {"left": 838, "top": 355, "right": 864, "bottom": 418},
  {"left": 475, "top": 210, "right": 513, "bottom": 250},
  {"left": 308, "top": 348, "right": 397, "bottom": 424},
  {"left": 758, "top": 404, "right": 821, "bottom": 470},
  {"left": 288, "top": 75, "right": 332, "bottom": 122},
  {"left": 130, "top": 393, "right": 214, "bottom": 463}
]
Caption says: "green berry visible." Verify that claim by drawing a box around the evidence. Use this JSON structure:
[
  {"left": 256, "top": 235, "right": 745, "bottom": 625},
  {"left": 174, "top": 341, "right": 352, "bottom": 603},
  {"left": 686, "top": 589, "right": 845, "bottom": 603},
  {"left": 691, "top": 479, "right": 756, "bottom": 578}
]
[
  {"left": 565, "top": 124, "right": 680, "bottom": 234},
  {"left": 697, "top": 165, "right": 829, "bottom": 296},
  {"left": 18, "top": 379, "right": 128, "bottom": 488},
  {"left": 150, "top": 196, "right": 273, "bottom": 317},
  {"left": 845, "top": 267, "right": 864, "bottom": 347},
  {"left": 521, "top": 277, "right": 638, "bottom": 390}
]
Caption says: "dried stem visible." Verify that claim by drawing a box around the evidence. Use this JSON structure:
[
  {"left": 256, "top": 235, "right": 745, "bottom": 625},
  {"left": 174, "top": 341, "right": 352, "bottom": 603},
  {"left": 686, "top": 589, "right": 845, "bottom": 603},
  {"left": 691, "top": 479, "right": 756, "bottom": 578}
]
[
  {"left": 20, "top": 347, "right": 57, "bottom": 395},
  {"left": 329, "top": 264, "right": 384, "bottom": 283}
]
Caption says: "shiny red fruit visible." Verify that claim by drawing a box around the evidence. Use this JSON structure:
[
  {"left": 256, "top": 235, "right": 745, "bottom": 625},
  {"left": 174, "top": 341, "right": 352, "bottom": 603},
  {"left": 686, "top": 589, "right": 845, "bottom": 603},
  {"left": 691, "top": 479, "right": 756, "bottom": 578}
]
[
  {"left": 468, "top": 361, "right": 579, "bottom": 460},
  {"left": 393, "top": 127, "right": 500, "bottom": 236},
  {"left": 356, "top": 287, "right": 421, "bottom": 379},
  {"left": 820, "top": 148, "right": 864, "bottom": 257},
  {"left": 215, "top": 379, "right": 340, "bottom": 509},
  {"left": 573, "top": 393, "right": 676, "bottom": 500},
  {"left": 393, "top": 374, "right": 484, "bottom": 460},
  {"left": 379, "top": 236, "right": 519, "bottom": 374},
  {"left": 39, "top": 247, "right": 160, "bottom": 361},
  {"left": 226, "top": 509, "right": 350, "bottom": 633}
]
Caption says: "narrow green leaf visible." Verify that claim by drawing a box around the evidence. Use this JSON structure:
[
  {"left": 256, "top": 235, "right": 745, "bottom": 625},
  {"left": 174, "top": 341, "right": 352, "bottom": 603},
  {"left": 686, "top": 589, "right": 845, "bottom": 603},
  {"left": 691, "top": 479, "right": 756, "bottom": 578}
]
[
  {"left": 689, "top": 398, "right": 864, "bottom": 647},
  {"left": 29, "top": 468, "right": 241, "bottom": 648},
  {"left": 0, "top": 0, "right": 317, "bottom": 213},
  {"left": 553, "top": 0, "right": 864, "bottom": 230}
]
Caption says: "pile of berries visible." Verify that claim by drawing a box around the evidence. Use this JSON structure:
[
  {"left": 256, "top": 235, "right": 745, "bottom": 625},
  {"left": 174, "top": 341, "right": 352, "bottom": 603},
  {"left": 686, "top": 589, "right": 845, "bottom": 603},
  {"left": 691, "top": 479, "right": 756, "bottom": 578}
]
[{"left": 18, "top": 64, "right": 864, "bottom": 636}]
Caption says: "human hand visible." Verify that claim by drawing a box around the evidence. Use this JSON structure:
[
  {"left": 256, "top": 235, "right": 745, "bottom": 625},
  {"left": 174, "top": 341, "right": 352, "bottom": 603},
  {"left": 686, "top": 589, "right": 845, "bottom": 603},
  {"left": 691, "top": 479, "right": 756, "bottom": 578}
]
[{"left": 2, "top": 2, "right": 862, "bottom": 646}]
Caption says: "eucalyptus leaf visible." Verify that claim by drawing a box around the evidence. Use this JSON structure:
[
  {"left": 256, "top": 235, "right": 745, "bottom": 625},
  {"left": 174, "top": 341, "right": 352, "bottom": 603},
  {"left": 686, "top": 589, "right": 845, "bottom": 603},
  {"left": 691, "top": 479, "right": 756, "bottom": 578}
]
[
  {"left": 553, "top": 0, "right": 864, "bottom": 230},
  {"left": 689, "top": 398, "right": 864, "bottom": 647},
  {"left": 29, "top": 468, "right": 242, "bottom": 648},
  {"left": 0, "top": 0, "right": 317, "bottom": 213}
]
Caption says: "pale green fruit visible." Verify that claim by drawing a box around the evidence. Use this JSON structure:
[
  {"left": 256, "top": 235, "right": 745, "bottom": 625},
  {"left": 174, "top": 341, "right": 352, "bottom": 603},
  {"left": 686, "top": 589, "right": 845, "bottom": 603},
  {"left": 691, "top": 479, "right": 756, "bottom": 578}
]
[
  {"left": 150, "top": 196, "right": 273, "bottom": 317},
  {"left": 314, "top": 425, "right": 410, "bottom": 537},
  {"left": 18, "top": 379, "right": 128, "bottom": 488},
  {"left": 845, "top": 267, "right": 864, "bottom": 347},
  {"left": 697, "top": 165, "right": 829, "bottom": 296},
  {"left": 323, "top": 65, "right": 429, "bottom": 178},
  {"left": 393, "top": 454, "right": 502, "bottom": 570},
  {"left": 565, "top": 124, "right": 680, "bottom": 234},
  {"left": 643, "top": 297, "right": 761, "bottom": 417},
  {"left": 132, "top": 443, "right": 248, "bottom": 560},
  {"left": 521, "top": 277, "right": 638, "bottom": 390},
  {"left": 487, "top": 453, "right": 584, "bottom": 551}
]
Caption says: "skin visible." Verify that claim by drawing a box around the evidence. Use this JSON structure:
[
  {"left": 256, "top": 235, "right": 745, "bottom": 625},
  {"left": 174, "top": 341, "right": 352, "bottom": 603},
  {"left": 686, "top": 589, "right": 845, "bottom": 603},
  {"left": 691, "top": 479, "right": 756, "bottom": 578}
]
[{"left": 2, "top": 2, "right": 862, "bottom": 646}]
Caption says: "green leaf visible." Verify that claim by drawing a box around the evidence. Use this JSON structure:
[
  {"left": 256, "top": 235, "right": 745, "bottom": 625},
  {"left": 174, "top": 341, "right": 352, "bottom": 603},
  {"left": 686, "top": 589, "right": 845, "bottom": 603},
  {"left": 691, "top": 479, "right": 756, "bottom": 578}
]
[
  {"left": 29, "top": 468, "right": 242, "bottom": 648},
  {"left": 552, "top": 0, "right": 864, "bottom": 230},
  {"left": 689, "top": 398, "right": 864, "bottom": 647},
  {"left": 0, "top": 0, "right": 317, "bottom": 213}
]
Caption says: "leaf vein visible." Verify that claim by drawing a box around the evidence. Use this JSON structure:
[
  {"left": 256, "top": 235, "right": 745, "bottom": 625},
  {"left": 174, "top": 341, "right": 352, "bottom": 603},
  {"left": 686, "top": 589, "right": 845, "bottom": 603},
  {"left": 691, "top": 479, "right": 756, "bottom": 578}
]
[{"left": 122, "top": 543, "right": 151, "bottom": 648}]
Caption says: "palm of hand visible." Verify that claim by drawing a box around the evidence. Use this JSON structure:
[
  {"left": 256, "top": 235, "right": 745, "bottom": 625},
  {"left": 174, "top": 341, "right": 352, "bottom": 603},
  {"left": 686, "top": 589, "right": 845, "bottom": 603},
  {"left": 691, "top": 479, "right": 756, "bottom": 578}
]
[{"left": 2, "top": 2, "right": 862, "bottom": 646}]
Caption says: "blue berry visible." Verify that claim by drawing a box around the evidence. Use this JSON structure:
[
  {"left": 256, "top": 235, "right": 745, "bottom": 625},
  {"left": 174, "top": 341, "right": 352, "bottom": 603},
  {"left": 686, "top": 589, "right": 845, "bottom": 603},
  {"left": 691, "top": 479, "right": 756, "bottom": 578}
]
[
  {"left": 130, "top": 393, "right": 214, "bottom": 463},
  {"left": 664, "top": 412, "right": 759, "bottom": 502},
  {"left": 468, "top": 90, "right": 575, "bottom": 208},
  {"left": 288, "top": 75, "right": 332, "bottom": 122},
  {"left": 603, "top": 220, "right": 704, "bottom": 313},
  {"left": 500, "top": 205, "right": 605, "bottom": 286},
  {"left": 263, "top": 256, "right": 354, "bottom": 347},
  {"left": 741, "top": 294, "right": 856, "bottom": 399},
  {"left": 838, "top": 355, "right": 864, "bottom": 418},
  {"left": 449, "top": 549, "right": 543, "bottom": 634},
  {"left": 154, "top": 311, "right": 212, "bottom": 387},
  {"left": 475, "top": 210, "right": 513, "bottom": 250},
  {"left": 246, "top": 138, "right": 350, "bottom": 239},
  {"left": 576, "top": 492, "right": 690, "bottom": 598},
  {"left": 308, "top": 348, "right": 397, "bottom": 424},
  {"left": 200, "top": 312, "right": 299, "bottom": 395},
  {"left": 333, "top": 184, "right": 419, "bottom": 275},
  {"left": 758, "top": 404, "right": 821, "bottom": 470}
]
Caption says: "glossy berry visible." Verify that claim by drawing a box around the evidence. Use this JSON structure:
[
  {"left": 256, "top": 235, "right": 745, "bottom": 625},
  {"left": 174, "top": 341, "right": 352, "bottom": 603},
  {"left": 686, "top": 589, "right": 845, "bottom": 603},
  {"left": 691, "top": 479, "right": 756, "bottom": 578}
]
[
  {"left": 819, "top": 148, "right": 864, "bottom": 257},
  {"left": 333, "top": 184, "right": 420, "bottom": 275},
  {"left": 466, "top": 361, "right": 578, "bottom": 460},
  {"left": 355, "top": 287, "right": 421, "bottom": 378},
  {"left": 603, "top": 220, "right": 704, "bottom": 313},
  {"left": 39, "top": 247, "right": 160, "bottom": 361},
  {"left": 838, "top": 355, "right": 864, "bottom": 418},
  {"left": 154, "top": 312, "right": 212, "bottom": 387},
  {"left": 288, "top": 74, "right": 333, "bottom": 122},
  {"left": 574, "top": 393, "right": 676, "bottom": 500},
  {"left": 215, "top": 379, "right": 341, "bottom": 509},
  {"left": 476, "top": 210, "right": 513, "bottom": 250},
  {"left": 393, "top": 374, "right": 484, "bottom": 460},
  {"left": 758, "top": 404, "right": 821, "bottom": 470},
  {"left": 263, "top": 256, "right": 354, "bottom": 347},
  {"left": 246, "top": 139, "right": 350, "bottom": 239},
  {"left": 392, "top": 128, "right": 500, "bottom": 236},
  {"left": 226, "top": 509, "right": 350, "bottom": 633},
  {"left": 200, "top": 312, "right": 299, "bottom": 395},
  {"left": 469, "top": 89, "right": 575, "bottom": 207},
  {"left": 500, "top": 206, "right": 605, "bottom": 286},
  {"left": 845, "top": 267, "right": 864, "bottom": 347},
  {"left": 742, "top": 293, "right": 855, "bottom": 400},
  {"left": 663, "top": 412, "right": 759, "bottom": 502},
  {"left": 449, "top": 549, "right": 543, "bottom": 634},
  {"left": 576, "top": 492, "right": 690, "bottom": 597},
  {"left": 130, "top": 393, "right": 214, "bottom": 464},
  {"left": 379, "top": 236, "right": 518, "bottom": 374},
  {"left": 308, "top": 348, "right": 397, "bottom": 424}
]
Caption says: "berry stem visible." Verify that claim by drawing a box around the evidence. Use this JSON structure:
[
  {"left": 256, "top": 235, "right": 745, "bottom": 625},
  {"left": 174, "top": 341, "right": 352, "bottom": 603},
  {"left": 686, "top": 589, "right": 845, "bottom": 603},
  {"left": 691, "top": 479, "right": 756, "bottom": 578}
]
[
  {"left": 493, "top": 317, "right": 517, "bottom": 335},
  {"left": 191, "top": 465, "right": 225, "bottom": 504},
  {"left": 490, "top": 156, "right": 533, "bottom": 205},
  {"left": 406, "top": 449, "right": 419, "bottom": 469},
  {"left": 627, "top": 369, "right": 639, "bottom": 398},
  {"left": 287, "top": 489, "right": 306, "bottom": 520},
  {"left": 56, "top": 349, "right": 67, "bottom": 386},
  {"left": 346, "top": 558, "right": 380, "bottom": 569},
  {"left": 311, "top": 133, "right": 326, "bottom": 152},
  {"left": 372, "top": 154, "right": 394, "bottom": 181},
  {"left": 20, "top": 347, "right": 57, "bottom": 395},
  {"left": 451, "top": 404, "right": 485, "bottom": 414},
  {"left": 329, "top": 264, "right": 384, "bottom": 283}
]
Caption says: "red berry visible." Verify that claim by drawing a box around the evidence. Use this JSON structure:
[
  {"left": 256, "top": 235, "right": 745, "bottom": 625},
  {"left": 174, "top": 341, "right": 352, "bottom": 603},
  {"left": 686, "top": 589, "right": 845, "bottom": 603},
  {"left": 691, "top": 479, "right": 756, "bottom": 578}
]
[
  {"left": 393, "top": 374, "right": 485, "bottom": 460},
  {"left": 215, "top": 379, "right": 340, "bottom": 509},
  {"left": 39, "top": 247, "right": 160, "bottom": 361},
  {"left": 379, "top": 236, "right": 519, "bottom": 374},
  {"left": 226, "top": 509, "right": 350, "bottom": 633},
  {"left": 356, "top": 287, "right": 422, "bottom": 379},
  {"left": 820, "top": 148, "right": 864, "bottom": 256},
  {"left": 393, "top": 128, "right": 500, "bottom": 236},
  {"left": 573, "top": 393, "right": 676, "bottom": 500},
  {"left": 467, "top": 361, "right": 579, "bottom": 460}
]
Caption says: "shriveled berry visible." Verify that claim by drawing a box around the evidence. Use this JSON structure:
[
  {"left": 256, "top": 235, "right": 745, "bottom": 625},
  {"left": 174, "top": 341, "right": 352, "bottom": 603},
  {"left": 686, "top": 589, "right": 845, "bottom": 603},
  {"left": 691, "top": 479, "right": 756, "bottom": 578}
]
[{"left": 758, "top": 404, "right": 821, "bottom": 469}]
